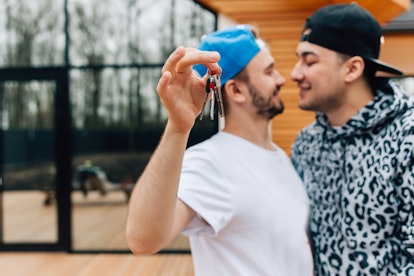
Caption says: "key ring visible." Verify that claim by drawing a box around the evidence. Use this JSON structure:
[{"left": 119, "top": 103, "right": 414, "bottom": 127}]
[{"left": 199, "top": 73, "right": 224, "bottom": 121}]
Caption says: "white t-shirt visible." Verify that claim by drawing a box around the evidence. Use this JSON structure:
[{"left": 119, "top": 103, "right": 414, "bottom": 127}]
[{"left": 178, "top": 132, "right": 313, "bottom": 276}]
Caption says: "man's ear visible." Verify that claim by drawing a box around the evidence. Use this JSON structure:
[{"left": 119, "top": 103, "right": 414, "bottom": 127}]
[
  {"left": 224, "top": 79, "right": 247, "bottom": 103},
  {"left": 344, "top": 56, "right": 365, "bottom": 83}
]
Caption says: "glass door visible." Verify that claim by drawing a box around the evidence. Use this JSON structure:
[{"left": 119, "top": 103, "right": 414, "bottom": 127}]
[
  {"left": 0, "top": 68, "right": 71, "bottom": 251},
  {"left": 1, "top": 79, "right": 58, "bottom": 246}
]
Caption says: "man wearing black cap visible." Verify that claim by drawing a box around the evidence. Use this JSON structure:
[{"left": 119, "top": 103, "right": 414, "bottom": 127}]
[
  {"left": 291, "top": 3, "right": 414, "bottom": 275},
  {"left": 126, "top": 25, "right": 313, "bottom": 275}
]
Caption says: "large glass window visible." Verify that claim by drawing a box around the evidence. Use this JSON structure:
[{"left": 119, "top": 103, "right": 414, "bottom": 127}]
[
  {"left": 0, "top": 0, "right": 66, "bottom": 67},
  {"left": 0, "top": 0, "right": 216, "bottom": 253},
  {"left": 1, "top": 80, "right": 57, "bottom": 244}
]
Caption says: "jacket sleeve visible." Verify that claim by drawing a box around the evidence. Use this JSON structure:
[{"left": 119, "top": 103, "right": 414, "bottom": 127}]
[{"left": 397, "top": 133, "right": 414, "bottom": 274}]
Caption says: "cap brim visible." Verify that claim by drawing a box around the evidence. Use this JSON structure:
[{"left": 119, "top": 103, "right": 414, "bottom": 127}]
[{"left": 366, "top": 58, "right": 403, "bottom": 76}]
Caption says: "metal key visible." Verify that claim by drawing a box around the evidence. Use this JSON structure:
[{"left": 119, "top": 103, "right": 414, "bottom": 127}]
[
  {"left": 210, "top": 86, "right": 215, "bottom": 120},
  {"left": 199, "top": 73, "right": 224, "bottom": 121},
  {"left": 199, "top": 76, "right": 214, "bottom": 121},
  {"left": 212, "top": 74, "right": 224, "bottom": 118}
]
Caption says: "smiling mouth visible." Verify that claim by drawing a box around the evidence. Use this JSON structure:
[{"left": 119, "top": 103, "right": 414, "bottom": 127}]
[
  {"left": 298, "top": 84, "right": 310, "bottom": 92},
  {"left": 297, "top": 87, "right": 310, "bottom": 100}
]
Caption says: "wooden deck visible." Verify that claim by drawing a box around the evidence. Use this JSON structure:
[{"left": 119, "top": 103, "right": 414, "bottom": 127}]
[
  {"left": 1, "top": 190, "right": 194, "bottom": 275},
  {"left": 0, "top": 252, "right": 194, "bottom": 275},
  {"left": 2, "top": 190, "right": 190, "bottom": 251}
]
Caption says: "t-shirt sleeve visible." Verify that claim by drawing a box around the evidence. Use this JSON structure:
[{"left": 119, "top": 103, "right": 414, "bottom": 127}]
[{"left": 177, "top": 145, "right": 233, "bottom": 237}]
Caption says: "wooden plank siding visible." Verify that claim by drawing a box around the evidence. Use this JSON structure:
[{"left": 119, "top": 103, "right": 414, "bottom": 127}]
[
  {"left": 380, "top": 34, "right": 414, "bottom": 76},
  {"left": 195, "top": 0, "right": 411, "bottom": 155},
  {"left": 222, "top": 5, "right": 324, "bottom": 155}
]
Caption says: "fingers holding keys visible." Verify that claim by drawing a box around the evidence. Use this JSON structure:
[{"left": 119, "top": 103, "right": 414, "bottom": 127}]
[
  {"left": 161, "top": 46, "right": 220, "bottom": 78},
  {"left": 156, "top": 46, "right": 221, "bottom": 133},
  {"left": 175, "top": 47, "right": 221, "bottom": 76}
]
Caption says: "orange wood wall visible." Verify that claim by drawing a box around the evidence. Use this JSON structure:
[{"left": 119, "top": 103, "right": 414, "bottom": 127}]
[
  {"left": 256, "top": 8, "right": 319, "bottom": 156},
  {"left": 380, "top": 33, "right": 414, "bottom": 76}
]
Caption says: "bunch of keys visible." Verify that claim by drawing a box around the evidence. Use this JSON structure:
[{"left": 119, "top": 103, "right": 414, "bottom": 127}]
[{"left": 199, "top": 73, "right": 225, "bottom": 121}]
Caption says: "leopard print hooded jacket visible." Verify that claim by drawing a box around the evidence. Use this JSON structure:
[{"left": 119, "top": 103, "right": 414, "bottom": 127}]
[{"left": 291, "top": 81, "right": 414, "bottom": 276}]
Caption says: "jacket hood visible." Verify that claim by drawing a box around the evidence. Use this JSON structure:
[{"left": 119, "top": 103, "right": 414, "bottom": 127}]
[{"left": 315, "top": 79, "right": 414, "bottom": 141}]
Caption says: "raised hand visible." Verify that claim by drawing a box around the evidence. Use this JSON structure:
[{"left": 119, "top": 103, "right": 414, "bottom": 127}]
[{"left": 156, "top": 46, "right": 221, "bottom": 134}]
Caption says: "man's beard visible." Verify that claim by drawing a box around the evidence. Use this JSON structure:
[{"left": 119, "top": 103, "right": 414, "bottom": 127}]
[{"left": 248, "top": 84, "right": 284, "bottom": 120}]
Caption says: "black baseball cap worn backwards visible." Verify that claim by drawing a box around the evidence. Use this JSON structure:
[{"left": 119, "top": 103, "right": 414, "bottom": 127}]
[{"left": 300, "top": 3, "right": 403, "bottom": 75}]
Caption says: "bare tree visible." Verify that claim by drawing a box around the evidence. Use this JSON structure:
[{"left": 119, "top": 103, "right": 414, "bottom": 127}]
[
  {"left": 64, "top": 0, "right": 214, "bottom": 131},
  {"left": 72, "top": 0, "right": 110, "bottom": 128},
  {"left": 3, "top": 0, "right": 62, "bottom": 129}
]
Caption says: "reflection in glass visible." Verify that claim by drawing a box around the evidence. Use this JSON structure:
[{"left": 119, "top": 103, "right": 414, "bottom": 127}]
[
  {"left": 70, "top": 67, "right": 196, "bottom": 251},
  {"left": 1, "top": 80, "right": 57, "bottom": 243},
  {"left": 68, "top": 0, "right": 215, "bottom": 66},
  {"left": 0, "top": 0, "right": 65, "bottom": 67},
  {"left": 70, "top": 153, "right": 190, "bottom": 251}
]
